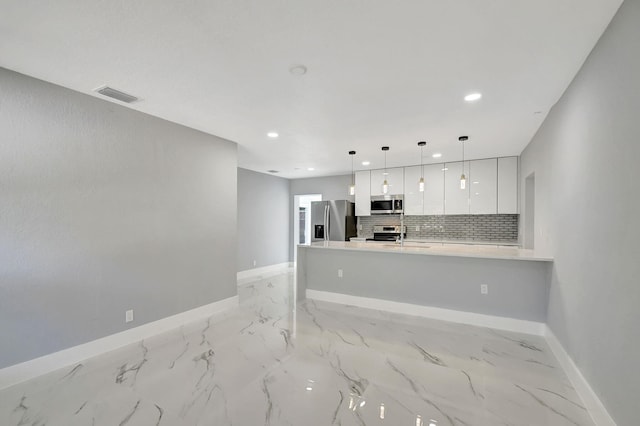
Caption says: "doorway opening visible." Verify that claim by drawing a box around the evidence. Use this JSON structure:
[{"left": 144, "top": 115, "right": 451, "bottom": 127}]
[
  {"left": 293, "top": 194, "right": 322, "bottom": 263},
  {"left": 524, "top": 173, "right": 535, "bottom": 249}
]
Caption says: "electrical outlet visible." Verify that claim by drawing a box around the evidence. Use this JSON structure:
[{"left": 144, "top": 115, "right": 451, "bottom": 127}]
[
  {"left": 480, "top": 284, "right": 488, "bottom": 295},
  {"left": 125, "top": 309, "right": 134, "bottom": 323},
  {"left": 338, "top": 269, "right": 343, "bottom": 278},
  {"left": 252, "top": 260, "right": 257, "bottom": 267},
  {"left": 415, "top": 226, "right": 420, "bottom": 232}
]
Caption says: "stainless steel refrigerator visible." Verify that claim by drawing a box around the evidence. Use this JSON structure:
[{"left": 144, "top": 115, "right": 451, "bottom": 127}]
[{"left": 311, "top": 200, "right": 357, "bottom": 242}]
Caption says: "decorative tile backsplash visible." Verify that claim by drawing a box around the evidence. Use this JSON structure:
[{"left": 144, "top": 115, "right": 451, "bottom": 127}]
[{"left": 358, "top": 214, "right": 519, "bottom": 242}]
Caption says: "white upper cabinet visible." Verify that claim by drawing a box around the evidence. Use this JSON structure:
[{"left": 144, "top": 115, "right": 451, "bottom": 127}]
[
  {"left": 470, "top": 158, "right": 498, "bottom": 214},
  {"left": 444, "top": 161, "right": 470, "bottom": 215},
  {"left": 353, "top": 157, "right": 517, "bottom": 217},
  {"left": 423, "top": 163, "right": 445, "bottom": 215},
  {"left": 370, "top": 167, "right": 404, "bottom": 196},
  {"left": 355, "top": 170, "right": 371, "bottom": 216},
  {"left": 404, "top": 164, "right": 445, "bottom": 215},
  {"left": 403, "top": 166, "right": 423, "bottom": 215},
  {"left": 498, "top": 157, "right": 518, "bottom": 214}
]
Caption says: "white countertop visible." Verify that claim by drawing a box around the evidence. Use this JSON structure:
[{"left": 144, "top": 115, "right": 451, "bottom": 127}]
[
  {"left": 349, "top": 237, "right": 519, "bottom": 246},
  {"left": 303, "top": 241, "right": 552, "bottom": 262}
]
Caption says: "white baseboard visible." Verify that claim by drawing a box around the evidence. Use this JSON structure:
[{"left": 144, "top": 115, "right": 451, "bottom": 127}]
[
  {"left": 237, "top": 262, "right": 293, "bottom": 282},
  {"left": 544, "top": 327, "right": 616, "bottom": 426},
  {"left": 0, "top": 295, "right": 239, "bottom": 391},
  {"left": 306, "top": 289, "right": 545, "bottom": 336}
]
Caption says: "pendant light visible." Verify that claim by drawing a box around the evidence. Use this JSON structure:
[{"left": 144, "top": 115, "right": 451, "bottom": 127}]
[
  {"left": 348, "top": 150, "right": 356, "bottom": 195},
  {"left": 417, "top": 141, "right": 426, "bottom": 192},
  {"left": 381, "top": 146, "right": 390, "bottom": 194},
  {"left": 459, "top": 136, "right": 468, "bottom": 189}
]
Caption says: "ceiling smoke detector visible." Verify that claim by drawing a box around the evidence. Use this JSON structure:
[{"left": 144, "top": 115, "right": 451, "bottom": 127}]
[
  {"left": 94, "top": 86, "right": 139, "bottom": 103},
  {"left": 289, "top": 65, "right": 307, "bottom": 76}
]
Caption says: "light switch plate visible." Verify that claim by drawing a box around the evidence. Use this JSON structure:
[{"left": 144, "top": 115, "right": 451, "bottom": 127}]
[{"left": 125, "top": 309, "right": 134, "bottom": 323}]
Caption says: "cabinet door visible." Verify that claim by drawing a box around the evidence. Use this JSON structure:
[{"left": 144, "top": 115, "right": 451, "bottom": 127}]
[
  {"left": 387, "top": 167, "right": 404, "bottom": 195},
  {"left": 470, "top": 158, "right": 498, "bottom": 214},
  {"left": 370, "top": 167, "right": 404, "bottom": 196},
  {"left": 370, "top": 169, "right": 385, "bottom": 196},
  {"left": 355, "top": 170, "right": 371, "bottom": 216},
  {"left": 403, "top": 166, "right": 423, "bottom": 215},
  {"left": 444, "top": 161, "right": 470, "bottom": 214},
  {"left": 423, "top": 163, "right": 445, "bottom": 215},
  {"left": 498, "top": 157, "right": 518, "bottom": 214}
]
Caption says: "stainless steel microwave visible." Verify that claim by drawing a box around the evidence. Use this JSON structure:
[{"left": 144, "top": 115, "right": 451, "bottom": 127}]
[{"left": 370, "top": 195, "right": 403, "bottom": 215}]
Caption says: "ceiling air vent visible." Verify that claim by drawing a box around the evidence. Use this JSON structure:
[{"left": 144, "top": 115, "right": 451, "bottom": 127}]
[
  {"left": 267, "top": 170, "right": 279, "bottom": 174},
  {"left": 94, "top": 86, "right": 139, "bottom": 103}
]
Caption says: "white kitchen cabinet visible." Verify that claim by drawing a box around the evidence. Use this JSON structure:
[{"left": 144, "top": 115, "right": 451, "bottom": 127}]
[
  {"left": 403, "top": 166, "right": 423, "bottom": 215},
  {"left": 354, "top": 170, "right": 371, "bottom": 216},
  {"left": 404, "top": 164, "right": 445, "bottom": 215},
  {"left": 470, "top": 158, "right": 498, "bottom": 214},
  {"left": 498, "top": 156, "right": 518, "bottom": 214},
  {"left": 444, "top": 161, "right": 470, "bottom": 215},
  {"left": 370, "top": 167, "right": 404, "bottom": 196},
  {"left": 423, "top": 163, "right": 445, "bottom": 215},
  {"left": 357, "top": 157, "right": 516, "bottom": 217}
]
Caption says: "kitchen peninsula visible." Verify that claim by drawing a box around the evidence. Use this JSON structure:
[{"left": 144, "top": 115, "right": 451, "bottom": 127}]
[{"left": 297, "top": 241, "right": 552, "bottom": 332}]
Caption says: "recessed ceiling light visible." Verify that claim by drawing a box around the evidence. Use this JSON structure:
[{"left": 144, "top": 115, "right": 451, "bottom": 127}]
[
  {"left": 307, "top": 167, "right": 315, "bottom": 171},
  {"left": 289, "top": 65, "right": 307, "bottom": 75},
  {"left": 442, "top": 167, "right": 449, "bottom": 171},
  {"left": 267, "top": 132, "right": 279, "bottom": 138},
  {"left": 362, "top": 161, "right": 370, "bottom": 166},
  {"left": 432, "top": 153, "right": 442, "bottom": 158},
  {"left": 473, "top": 181, "right": 479, "bottom": 184},
  {"left": 464, "top": 93, "right": 482, "bottom": 102}
]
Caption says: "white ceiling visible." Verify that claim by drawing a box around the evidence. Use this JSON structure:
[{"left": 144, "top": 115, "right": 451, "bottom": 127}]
[{"left": 0, "top": 0, "right": 622, "bottom": 178}]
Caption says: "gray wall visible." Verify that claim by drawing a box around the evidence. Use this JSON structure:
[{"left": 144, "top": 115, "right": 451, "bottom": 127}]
[
  {"left": 290, "top": 173, "right": 355, "bottom": 202},
  {"left": 519, "top": 2, "right": 640, "bottom": 424},
  {"left": 237, "top": 168, "right": 290, "bottom": 271},
  {"left": 289, "top": 174, "right": 354, "bottom": 260},
  {"left": 299, "top": 247, "right": 550, "bottom": 322},
  {"left": 0, "top": 68, "right": 238, "bottom": 368}
]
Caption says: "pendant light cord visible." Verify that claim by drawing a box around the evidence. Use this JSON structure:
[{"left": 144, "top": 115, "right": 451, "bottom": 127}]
[
  {"left": 462, "top": 139, "right": 465, "bottom": 170},
  {"left": 351, "top": 154, "right": 354, "bottom": 185}
]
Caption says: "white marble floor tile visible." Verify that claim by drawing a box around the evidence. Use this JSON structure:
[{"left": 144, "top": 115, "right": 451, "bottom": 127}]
[{"left": 0, "top": 270, "right": 595, "bottom": 426}]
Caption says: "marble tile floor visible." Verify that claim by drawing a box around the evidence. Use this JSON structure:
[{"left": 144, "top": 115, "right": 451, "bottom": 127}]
[{"left": 0, "top": 269, "right": 595, "bottom": 426}]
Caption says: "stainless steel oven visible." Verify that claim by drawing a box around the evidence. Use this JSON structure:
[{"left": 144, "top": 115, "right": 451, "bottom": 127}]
[
  {"left": 370, "top": 195, "right": 403, "bottom": 215},
  {"left": 366, "top": 225, "right": 407, "bottom": 241}
]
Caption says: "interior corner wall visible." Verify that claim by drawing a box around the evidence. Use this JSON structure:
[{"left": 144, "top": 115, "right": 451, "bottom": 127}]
[
  {"left": 237, "top": 168, "right": 290, "bottom": 271},
  {"left": 289, "top": 174, "right": 354, "bottom": 261},
  {"left": 519, "top": 2, "right": 639, "bottom": 424},
  {"left": 0, "top": 67, "right": 238, "bottom": 369}
]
